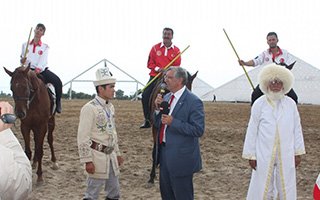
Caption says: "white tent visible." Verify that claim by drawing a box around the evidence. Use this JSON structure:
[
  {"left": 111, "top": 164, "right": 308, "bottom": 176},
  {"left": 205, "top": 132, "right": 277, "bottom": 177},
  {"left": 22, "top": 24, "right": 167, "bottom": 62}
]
[
  {"left": 192, "top": 77, "right": 215, "bottom": 101},
  {"left": 213, "top": 56, "right": 320, "bottom": 104}
]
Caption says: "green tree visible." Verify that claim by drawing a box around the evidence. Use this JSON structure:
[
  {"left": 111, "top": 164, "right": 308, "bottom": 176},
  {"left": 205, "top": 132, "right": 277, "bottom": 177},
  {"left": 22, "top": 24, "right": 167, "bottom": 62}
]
[
  {"left": 116, "top": 89, "right": 124, "bottom": 99},
  {"left": 63, "top": 88, "right": 94, "bottom": 99}
]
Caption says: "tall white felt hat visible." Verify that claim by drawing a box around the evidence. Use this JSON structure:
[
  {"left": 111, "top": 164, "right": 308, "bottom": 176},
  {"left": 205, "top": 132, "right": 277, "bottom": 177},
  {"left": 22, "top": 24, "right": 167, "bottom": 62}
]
[
  {"left": 259, "top": 63, "right": 294, "bottom": 95},
  {"left": 93, "top": 68, "right": 116, "bottom": 86}
]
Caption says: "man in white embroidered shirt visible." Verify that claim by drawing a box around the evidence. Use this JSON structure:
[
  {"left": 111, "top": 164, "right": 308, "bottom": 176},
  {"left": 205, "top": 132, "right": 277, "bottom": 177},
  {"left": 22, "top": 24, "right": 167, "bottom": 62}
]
[
  {"left": 0, "top": 101, "right": 32, "bottom": 200},
  {"left": 77, "top": 68, "right": 124, "bottom": 200},
  {"left": 242, "top": 63, "right": 305, "bottom": 200}
]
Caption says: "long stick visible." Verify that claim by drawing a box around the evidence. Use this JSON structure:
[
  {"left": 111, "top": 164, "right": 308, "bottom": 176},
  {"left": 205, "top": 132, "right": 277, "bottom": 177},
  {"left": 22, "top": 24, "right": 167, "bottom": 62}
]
[
  {"left": 139, "top": 45, "right": 190, "bottom": 93},
  {"left": 223, "top": 29, "right": 255, "bottom": 90},
  {"left": 22, "top": 27, "right": 33, "bottom": 65}
]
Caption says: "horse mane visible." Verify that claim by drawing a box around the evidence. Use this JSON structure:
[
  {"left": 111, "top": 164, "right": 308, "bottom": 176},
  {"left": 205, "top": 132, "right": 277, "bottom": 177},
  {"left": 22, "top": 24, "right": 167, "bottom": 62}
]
[
  {"left": 12, "top": 66, "right": 43, "bottom": 92},
  {"left": 27, "top": 69, "right": 42, "bottom": 91}
]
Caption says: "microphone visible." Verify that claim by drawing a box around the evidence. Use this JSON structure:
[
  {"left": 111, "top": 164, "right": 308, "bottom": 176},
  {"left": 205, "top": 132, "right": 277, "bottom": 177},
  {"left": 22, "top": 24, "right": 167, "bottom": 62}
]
[
  {"left": 159, "top": 101, "right": 170, "bottom": 115},
  {"left": 159, "top": 83, "right": 167, "bottom": 96},
  {"left": 158, "top": 83, "right": 169, "bottom": 115}
]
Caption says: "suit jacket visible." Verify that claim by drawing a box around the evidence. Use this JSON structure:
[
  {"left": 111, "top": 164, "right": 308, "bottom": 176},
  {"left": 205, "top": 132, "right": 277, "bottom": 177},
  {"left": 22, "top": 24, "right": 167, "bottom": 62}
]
[{"left": 154, "top": 88, "right": 205, "bottom": 177}]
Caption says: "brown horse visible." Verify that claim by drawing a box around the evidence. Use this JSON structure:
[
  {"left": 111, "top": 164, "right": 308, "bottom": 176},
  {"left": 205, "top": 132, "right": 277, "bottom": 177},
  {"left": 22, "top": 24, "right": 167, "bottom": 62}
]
[
  {"left": 147, "top": 70, "right": 198, "bottom": 185},
  {"left": 4, "top": 65, "right": 58, "bottom": 183}
]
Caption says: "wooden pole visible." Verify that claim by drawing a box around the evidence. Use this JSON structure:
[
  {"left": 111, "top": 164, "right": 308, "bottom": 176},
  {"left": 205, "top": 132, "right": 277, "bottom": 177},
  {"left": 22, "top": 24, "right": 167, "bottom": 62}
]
[
  {"left": 22, "top": 27, "right": 33, "bottom": 66},
  {"left": 223, "top": 28, "right": 255, "bottom": 90}
]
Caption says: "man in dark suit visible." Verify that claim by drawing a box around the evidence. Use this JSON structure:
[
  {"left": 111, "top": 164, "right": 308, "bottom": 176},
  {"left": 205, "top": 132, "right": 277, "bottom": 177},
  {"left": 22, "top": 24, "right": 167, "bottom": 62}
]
[{"left": 154, "top": 67, "right": 205, "bottom": 200}]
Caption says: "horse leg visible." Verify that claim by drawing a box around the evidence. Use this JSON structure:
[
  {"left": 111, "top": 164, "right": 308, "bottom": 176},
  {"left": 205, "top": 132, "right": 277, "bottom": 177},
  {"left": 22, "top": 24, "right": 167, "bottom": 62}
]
[
  {"left": 21, "top": 124, "right": 32, "bottom": 160},
  {"left": 148, "top": 126, "right": 158, "bottom": 185},
  {"left": 32, "top": 134, "right": 38, "bottom": 169},
  {"left": 148, "top": 142, "right": 157, "bottom": 185},
  {"left": 33, "top": 126, "right": 47, "bottom": 183},
  {"left": 47, "top": 116, "right": 59, "bottom": 170}
]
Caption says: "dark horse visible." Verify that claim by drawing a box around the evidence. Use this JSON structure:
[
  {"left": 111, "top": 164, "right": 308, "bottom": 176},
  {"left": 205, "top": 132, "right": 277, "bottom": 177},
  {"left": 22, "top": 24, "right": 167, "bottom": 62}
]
[
  {"left": 147, "top": 70, "right": 198, "bottom": 185},
  {"left": 4, "top": 65, "right": 59, "bottom": 183}
]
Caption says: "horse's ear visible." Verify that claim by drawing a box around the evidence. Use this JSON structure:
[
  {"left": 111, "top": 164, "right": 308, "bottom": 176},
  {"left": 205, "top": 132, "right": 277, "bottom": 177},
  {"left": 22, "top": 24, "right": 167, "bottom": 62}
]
[
  {"left": 3, "top": 67, "right": 13, "bottom": 77},
  {"left": 191, "top": 71, "right": 198, "bottom": 81}
]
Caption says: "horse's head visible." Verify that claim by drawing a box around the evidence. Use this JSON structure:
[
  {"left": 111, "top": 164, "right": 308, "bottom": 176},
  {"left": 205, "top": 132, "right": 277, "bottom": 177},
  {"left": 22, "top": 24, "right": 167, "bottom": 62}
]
[{"left": 4, "top": 65, "right": 38, "bottom": 119}]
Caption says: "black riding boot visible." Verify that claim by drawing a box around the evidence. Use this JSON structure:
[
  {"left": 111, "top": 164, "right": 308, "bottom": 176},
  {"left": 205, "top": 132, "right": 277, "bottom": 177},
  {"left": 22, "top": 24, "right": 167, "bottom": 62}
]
[
  {"left": 56, "top": 99, "right": 62, "bottom": 113},
  {"left": 140, "top": 119, "right": 151, "bottom": 128}
]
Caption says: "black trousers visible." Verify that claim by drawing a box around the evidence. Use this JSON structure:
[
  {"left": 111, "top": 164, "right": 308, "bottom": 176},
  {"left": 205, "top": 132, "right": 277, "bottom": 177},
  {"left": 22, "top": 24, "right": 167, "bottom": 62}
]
[
  {"left": 251, "top": 85, "right": 298, "bottom": 105},
  {"left": 141, "top": 76, "right": 157, "bottom": 121},
  {"left": 41, "top": 69, "right": 63, "bottom": 104}
]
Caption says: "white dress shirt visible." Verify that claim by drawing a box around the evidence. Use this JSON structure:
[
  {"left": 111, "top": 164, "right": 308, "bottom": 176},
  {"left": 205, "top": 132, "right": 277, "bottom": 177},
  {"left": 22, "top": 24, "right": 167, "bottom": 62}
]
[{"left": 162, "top": 86, "right": 186, "bottom": 143}]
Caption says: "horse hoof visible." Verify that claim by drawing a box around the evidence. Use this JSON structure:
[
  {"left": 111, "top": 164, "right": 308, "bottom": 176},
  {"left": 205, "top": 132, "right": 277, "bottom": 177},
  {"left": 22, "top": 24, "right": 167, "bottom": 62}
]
[
  {"left": 146, "top": 182, "right": 154, "bottom": 189},
  {"left": 32, "top": 162, "right": 37, "bottom": 169},
  {"left": 51, "top": 162, "right": 59, "bottom": 170},
  {"left": 36, "top": 178, "right": 44, "bottom": 186}
]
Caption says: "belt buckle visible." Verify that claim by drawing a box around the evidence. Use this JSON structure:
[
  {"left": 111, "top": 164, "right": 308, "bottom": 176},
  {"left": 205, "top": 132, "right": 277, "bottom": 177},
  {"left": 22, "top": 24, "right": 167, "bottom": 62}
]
[
  {"left": 103, "top": 146, "right": 114, "bottom": 154},
  {"left": 97, "top": 143, "right": 103, "bottom": 152}
]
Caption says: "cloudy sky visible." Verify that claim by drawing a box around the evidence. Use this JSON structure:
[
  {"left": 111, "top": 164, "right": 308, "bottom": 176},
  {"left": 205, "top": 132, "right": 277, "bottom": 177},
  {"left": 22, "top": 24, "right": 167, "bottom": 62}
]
[{"left": 1, "top": 0, "right": 320, "bottom": 95}]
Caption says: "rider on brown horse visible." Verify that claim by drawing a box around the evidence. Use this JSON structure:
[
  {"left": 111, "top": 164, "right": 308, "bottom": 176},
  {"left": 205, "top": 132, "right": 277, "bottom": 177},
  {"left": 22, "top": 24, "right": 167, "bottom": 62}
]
[
  {"left": 20, "top": 23, "right": 63, "bottom": 113},
  {"left": 140, "top": 27, "right": 181, "bottom": 128}
]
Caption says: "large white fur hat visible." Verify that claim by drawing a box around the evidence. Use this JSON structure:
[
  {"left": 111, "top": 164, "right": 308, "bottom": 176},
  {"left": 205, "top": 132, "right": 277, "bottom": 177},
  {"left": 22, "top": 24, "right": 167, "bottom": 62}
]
[
  {"left": 259, "top": 63, "right": 294, "bottom": 95},
  {"left": 93, "top": 68, "right": 116, "bottom": 86}
]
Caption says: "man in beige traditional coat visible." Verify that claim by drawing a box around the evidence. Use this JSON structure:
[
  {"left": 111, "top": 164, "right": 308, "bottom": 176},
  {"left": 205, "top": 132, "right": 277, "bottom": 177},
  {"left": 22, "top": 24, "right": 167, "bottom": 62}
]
[
  {"left": 77, "top": 68, "right": 124, "bottom": 200},
  {"left": 242, "top": 63, "right": 305, "bottom": 200}
]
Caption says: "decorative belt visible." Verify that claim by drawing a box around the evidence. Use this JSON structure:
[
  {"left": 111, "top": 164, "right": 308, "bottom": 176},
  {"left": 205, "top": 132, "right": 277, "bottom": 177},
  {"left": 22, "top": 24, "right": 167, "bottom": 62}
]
[{"left": 90, "top": 141, "right": 114, "bottom": 155}]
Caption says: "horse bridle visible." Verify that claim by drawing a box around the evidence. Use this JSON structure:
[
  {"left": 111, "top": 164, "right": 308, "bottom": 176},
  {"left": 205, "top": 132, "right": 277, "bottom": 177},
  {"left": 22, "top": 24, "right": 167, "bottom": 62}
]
[{"left": 12, "top": 82, "right": 36, "bottom": 108}]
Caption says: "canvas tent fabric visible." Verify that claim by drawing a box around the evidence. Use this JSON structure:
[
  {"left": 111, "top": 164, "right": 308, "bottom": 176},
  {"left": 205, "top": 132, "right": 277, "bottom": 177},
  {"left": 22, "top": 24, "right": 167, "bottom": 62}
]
[
  {"left": 213, "top": 56, "right": 320, "bottom": 104},
  {"left": 192, "top": 77, "right": 215, "bottom": 101}
]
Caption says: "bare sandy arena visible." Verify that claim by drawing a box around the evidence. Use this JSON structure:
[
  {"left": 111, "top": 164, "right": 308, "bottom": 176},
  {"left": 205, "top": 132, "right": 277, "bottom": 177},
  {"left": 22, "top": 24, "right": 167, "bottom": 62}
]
[{"left": 7, "top": 99, "right": 320, "bottom": 200}]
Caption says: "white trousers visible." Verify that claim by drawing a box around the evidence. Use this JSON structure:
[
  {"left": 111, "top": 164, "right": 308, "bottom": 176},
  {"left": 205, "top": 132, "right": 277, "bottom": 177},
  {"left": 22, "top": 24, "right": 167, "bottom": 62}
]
[{"left": 266, "top": 153, "right": 284, "bottom": 200}]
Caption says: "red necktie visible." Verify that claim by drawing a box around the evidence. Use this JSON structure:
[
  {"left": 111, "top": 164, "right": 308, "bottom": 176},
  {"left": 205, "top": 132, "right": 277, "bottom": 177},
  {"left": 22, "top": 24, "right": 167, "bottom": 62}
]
[{"left": 159, "top": 95, "right": 174, "bottom": 144}]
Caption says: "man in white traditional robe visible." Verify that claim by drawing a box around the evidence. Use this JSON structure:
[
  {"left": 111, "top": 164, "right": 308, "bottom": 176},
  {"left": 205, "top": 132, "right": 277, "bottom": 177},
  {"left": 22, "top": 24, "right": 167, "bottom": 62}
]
[
  {"left": 0, "top": 101, "right": 32, "bottom": 200},
  {"left": 242, "top": 64, "right": 306, "bottom": 200}
]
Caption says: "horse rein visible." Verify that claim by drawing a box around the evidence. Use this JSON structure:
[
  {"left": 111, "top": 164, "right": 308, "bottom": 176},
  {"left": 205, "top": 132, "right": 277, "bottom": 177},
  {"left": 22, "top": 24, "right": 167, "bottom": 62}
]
[{"left": 12, "top": 82, "right": 36, "bottom": 108}]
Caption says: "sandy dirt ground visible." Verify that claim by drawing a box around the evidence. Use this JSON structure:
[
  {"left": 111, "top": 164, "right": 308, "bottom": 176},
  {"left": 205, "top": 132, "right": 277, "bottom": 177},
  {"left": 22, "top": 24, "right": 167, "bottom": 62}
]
[{"left": 7, "top": 99, "right": 320, "bottom": 200}]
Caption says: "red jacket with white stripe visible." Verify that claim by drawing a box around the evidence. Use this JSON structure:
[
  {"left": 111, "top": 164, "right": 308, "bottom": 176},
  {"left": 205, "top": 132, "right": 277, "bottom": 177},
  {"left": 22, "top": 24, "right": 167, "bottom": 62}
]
[{"left": 147, "top": 42, "right": 181, "bottom": 77}]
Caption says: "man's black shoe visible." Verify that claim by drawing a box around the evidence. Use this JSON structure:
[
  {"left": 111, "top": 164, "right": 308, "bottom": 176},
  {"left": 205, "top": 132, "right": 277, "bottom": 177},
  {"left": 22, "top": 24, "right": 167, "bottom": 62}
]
[{"left": 140, "top": 120, "right": 151, "bottom": 128}]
